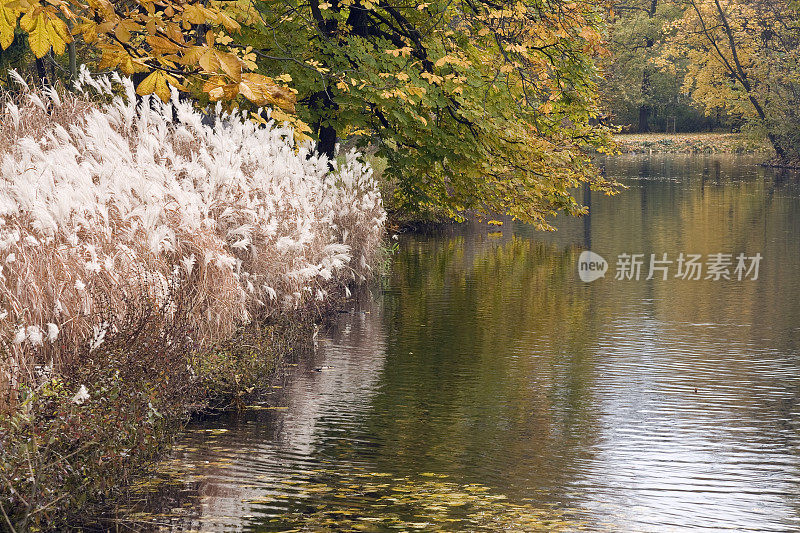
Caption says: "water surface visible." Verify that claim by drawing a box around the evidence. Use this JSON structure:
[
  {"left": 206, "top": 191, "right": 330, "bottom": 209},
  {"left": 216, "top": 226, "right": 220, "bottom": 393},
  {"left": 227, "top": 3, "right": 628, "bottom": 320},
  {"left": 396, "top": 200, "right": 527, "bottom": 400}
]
[{"left": 131, "top": 155, "right": 800, "bottom": 531}]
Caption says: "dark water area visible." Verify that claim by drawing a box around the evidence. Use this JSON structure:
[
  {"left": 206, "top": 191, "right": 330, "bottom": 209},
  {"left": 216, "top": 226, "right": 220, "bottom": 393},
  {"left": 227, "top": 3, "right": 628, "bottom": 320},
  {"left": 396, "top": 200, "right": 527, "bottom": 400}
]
[{"left": 129, "top": 154, "right": 800, "bottom": 531}]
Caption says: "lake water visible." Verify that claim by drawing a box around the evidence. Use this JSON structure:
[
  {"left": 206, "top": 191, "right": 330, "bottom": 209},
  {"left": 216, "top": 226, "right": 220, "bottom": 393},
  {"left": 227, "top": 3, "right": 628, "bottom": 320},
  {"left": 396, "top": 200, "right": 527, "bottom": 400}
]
[{"left": 130, "top": 155, "right": 800, "bottom": 531}]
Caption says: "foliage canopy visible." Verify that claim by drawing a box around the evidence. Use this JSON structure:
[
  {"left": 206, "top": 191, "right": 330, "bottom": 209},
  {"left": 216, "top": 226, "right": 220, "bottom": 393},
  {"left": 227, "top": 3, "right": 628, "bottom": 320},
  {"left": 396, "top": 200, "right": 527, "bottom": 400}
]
[
  {"left": 236, "top": 0, "right": 617, "bottom": 226},
  {"left": 1, "top": 0, "right": 620, "bottom": 225},
  {"left": 661, "top": 0, "right": 800, "bottom": 163}
]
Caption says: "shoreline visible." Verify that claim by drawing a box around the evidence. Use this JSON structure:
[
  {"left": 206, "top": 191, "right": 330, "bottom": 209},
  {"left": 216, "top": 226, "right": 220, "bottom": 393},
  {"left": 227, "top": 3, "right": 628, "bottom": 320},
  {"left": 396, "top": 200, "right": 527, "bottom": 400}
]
[
  {"left": 612, "top": 133, "right": 772, "bottom": 155},
  {"left": 0, "top": 293, "right": 360, "bottom": 531}
]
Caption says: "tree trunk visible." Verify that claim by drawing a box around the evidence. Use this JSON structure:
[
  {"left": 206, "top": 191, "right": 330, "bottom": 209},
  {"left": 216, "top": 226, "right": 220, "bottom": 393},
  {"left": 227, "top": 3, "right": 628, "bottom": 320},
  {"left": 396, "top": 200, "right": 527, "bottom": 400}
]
[
  {"left": 638, "top": 104, "right": 651, "bottom": 133},
  {"left": 318, "top": 123, "right": 337, "bottom": 161},
  {"left": 308, "top": 0, "right": 340, "bottom": 162},
  {"left": 309, "top": 89, "right": 338, "bottom": 164},
  {"left": 691, "top": 0, "right": 789, "bottom": 161},
  {"left": 35, "top": 57, "right": 48, "bottom": 85},
  {"left": 68, "top": 43, "right": 77, "bottom": 80},
  {"left": 67, "top": 20, "right": 77, "bottom": 79}
]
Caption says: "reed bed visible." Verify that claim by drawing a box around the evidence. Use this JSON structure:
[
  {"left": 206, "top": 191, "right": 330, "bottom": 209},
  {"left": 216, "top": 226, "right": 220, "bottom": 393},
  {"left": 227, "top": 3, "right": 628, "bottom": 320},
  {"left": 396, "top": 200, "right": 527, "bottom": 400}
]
[{"left": 0, "top": 67, "right": 385, "bottom": 410}]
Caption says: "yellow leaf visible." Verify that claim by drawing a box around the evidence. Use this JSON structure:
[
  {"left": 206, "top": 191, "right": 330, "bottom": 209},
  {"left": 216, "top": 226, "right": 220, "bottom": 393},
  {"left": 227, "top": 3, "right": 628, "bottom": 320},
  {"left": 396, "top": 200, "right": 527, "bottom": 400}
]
[
  {"left": 182, "top": 4, "right": 208, "bottom": 25},
  {"left": 136, "top": 70, "right": 176, "bottom": 102},
  {"left": 214, "top": 10, "right": 240, "bottom": 31},
  {"left": 146, "top": 34, "right": 181, "bottom": 54},
  {"left": 0, "top": 0, "right": 19, "bottom": 50},
  {"left": 113, "top": 19, "right": 139, "bottom": 44},
  {"left": 23, "top": 13, "right": 51, "bottom": 58},
  {"left": 49, "top": 15, "right": 71, "bottom": 51},
  {"left": 205, "top": 79, "right": 238, "bottom": 101},
  {"left": 97, "top": 47, "right": 122, "bottom": 70},
  {"left": 216, "top": 50, "right": 242, "bottom": 80},
  {"left": 239, "top": 72, "right": 296, "bottom": 112},
  {"left": 114, "top": 22, "right": 131, "bottom": 42},
  {"left": 136, "top": 69, "right": 159, "bottom": 96},
  {"left": 215, "top": 32, "right": 232, "bottom": 45},
  {"left": 195, "top": 47, "right": 220, "bottom": 73}
]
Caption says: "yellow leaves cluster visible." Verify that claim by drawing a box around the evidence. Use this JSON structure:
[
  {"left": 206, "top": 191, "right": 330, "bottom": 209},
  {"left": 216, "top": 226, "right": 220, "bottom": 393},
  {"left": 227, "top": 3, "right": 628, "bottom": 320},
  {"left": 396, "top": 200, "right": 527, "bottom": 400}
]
[
  {"left": 1, "top": 0, "right": 72, "bottom": 56},
  {"left": 421, "top": 72, "right": 443, "bottom": 84},
  {"left": 434, "top": 54, "right": 471, "bottom": 68},
  {"left": 204, "top": 72, "right": 296, "bottom": 113},
  {"left": 385, "top": 46, "right": 412, "bottom": 57},
  {"left": 239, "top": 73, "right": 296, "bottom": 112},
  {"left": 1, "top": 0, "right": 300, "bottom": 123},
  {"left": 23, "top": 8, "right": 71, "bottom": 56},
  {"left": 137, "top": 70, "right": 179, "bottom": 102},
  {"left": 306, "top": 58, "right": 329, "bottom": 74}
]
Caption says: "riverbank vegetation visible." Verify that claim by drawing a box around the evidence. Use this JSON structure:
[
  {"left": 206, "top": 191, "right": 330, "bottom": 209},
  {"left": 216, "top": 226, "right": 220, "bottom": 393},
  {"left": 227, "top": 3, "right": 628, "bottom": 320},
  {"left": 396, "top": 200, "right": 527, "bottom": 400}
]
[
  {"left": 0, "top": 73, "right": 383, "bottom": 529},
  {"left": 0, "top": 0, "right": 619, "bottom": 228}
]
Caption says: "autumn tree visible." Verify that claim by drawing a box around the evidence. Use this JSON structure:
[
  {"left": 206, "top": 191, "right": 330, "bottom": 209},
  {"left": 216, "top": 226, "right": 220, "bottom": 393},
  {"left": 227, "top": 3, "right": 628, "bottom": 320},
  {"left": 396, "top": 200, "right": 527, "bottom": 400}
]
[
  {"left": 664, "top": 0, "right": 800, "bottom": 163},
  {"left": 2, "top": 0, "right": 619, "bottom": 225},
  {"left": 0, "top": 0, "right": 295, "bottom": 110},
  {"left": 228, "top": 0, "right": 617, "bottom": 227},
  {"left": 601, "top": 0, "right": 715, "bottom": 132}
]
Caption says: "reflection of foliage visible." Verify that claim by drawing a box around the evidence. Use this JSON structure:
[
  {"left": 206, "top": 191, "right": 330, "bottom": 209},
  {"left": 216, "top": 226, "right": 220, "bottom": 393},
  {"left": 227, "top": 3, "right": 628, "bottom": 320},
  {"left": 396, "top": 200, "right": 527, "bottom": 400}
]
[
  {"left": 365, "top": 231, "right": 601, "bottom": 494},
  {"left": 599, "top": 155, "right": 800, "bottom": 345}
]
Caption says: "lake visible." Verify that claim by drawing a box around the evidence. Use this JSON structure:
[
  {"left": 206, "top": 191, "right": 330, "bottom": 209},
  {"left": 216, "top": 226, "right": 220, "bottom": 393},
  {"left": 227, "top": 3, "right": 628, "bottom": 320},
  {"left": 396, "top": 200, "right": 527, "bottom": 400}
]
[{"left": 129, "top": 154, "right": 800, "bottom": 531}]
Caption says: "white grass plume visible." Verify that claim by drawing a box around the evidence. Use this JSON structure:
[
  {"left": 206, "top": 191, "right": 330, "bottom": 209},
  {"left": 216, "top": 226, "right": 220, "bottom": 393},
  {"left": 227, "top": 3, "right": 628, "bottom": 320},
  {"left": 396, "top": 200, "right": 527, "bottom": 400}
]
[{"left": 0, "top": 67, "right": 385, "bottom": 404}]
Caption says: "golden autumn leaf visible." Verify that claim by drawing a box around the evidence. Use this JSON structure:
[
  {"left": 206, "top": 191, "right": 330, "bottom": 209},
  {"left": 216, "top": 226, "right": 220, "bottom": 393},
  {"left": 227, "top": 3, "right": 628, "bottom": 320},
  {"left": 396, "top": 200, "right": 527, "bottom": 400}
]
[
  {"left": 0, "top": 0, "right": 19, "bottom": 50},
  {"left": 239, "top": 72, "right": 296, "bottom": 113},
  {"left": 146, "top": 34, "right": 181, "bottom": 54},
  {"left": 113, "top": 20, "right": 139, "bottom": 43},
  {"left": 206, "top": 82, "right": 239, "bottom": 101},
  {"left": 137, "top": 70, "right": 178, "bottom": 102},
  {"left": 182, "top": 4, "right": 210, "bottom": 25},
  {"left": 216, "top": 51, "right": 242, "bottom": 81},
  {"left": 20, "top": 12, "right": 51, "bottom": 58},
  {"left": 213, "top": 10, "right": 240, "bottom": 32}
]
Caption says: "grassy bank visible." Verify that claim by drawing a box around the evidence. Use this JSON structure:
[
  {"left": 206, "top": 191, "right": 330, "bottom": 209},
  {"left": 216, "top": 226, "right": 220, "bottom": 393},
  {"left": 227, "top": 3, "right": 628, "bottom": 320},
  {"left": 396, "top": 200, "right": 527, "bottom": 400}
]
[
  {"left": 0, "top": 314, "right": 318, "bottom": 530},
  {"left": 613, "top": 133, "right": 772, "bottom": 154},
  {"left": 0, "top": 71, "right": 385, "bottom": 531}
]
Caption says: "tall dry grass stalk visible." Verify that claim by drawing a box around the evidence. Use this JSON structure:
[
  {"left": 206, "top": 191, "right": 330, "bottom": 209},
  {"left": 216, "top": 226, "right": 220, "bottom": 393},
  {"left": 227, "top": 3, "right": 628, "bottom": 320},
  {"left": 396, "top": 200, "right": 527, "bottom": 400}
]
[{"left": 0, "top": 68, "right": 385, "bottom": 410}]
